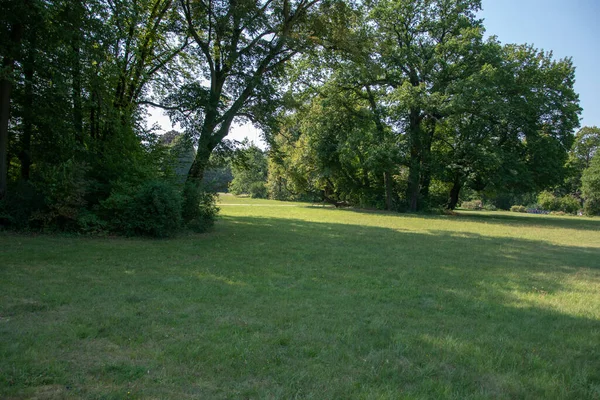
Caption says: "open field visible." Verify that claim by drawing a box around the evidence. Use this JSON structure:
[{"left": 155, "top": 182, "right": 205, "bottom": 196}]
[{"left": 1, "top": 194, "right": 600, "bottom": 399}]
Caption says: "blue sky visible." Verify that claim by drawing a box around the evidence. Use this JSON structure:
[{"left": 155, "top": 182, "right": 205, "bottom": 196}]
[{"left": 480, "top": 0, "right": 600, "bottom": 129}]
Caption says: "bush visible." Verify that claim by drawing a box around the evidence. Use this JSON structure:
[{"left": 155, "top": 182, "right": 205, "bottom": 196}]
[
  {"left": 30, "top": 160, "right": 89, "bottom": 230},
  {"left": 182, "top": 183, "right": 219, "bottom": 233},
  {"left": 460, "top": 200, "right": 482, "bottom": 210},
  {"left": 583, "top": 198, "right": 600, "bottom": 216},
  {"left": 103, "top": 180, "right": 182, "bottom": 237},
  {"left": 558, "top": 195, "right": 581, "bottom": 214},
  {"left": 248, "top": 182, "right": 268, "bottom": 199},
  {"left": 550, "top": 211, "right": 567, "bottom": 216},
  {"left": 483, "top": 204, "right": 497, "bottom": 211},
  {"left": 0, "top": 181, "right": 45, "bottom": 229},
  {"left": 537, "top": 191, "right": 580, "bottom": 214},
  {"left": 538, "top": 191, "right": 560, "bottom": 211},
  {"left": 510, "top": 205, "right": 527, "bottom": 213}
]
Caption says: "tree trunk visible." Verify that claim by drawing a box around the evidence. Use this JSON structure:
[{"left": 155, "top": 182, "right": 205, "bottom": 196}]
[
  {"left": 406, "top": 109, "right": 422, "bottom": 212},
  {"left": 72, "top": 39, "right": 84, "bottom": 144},
  {"left": 19, "top": 41, "right": 35, "bottom": 180},
  {"left": 384, "top": 170, "right": 393, "bottom": 211},
  {"left": 0, "top": 77, "right": 11, "bottom": 198},
  {"left": 183, "top": 123, "right": 217, "bottom": 222},
  {"left": 419, "top": 121, "right": 435, "bottom": 205},
  {"left": 0, "top": 22, "right": 24, "bottom": 198},
  {"left": 447, "top": 175, "right": 462, "bottom": 210}
]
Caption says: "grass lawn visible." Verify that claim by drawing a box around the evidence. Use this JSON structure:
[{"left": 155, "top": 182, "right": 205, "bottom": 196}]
[{"left": 1, "top": 193, "right": 600, "bottom": 399}]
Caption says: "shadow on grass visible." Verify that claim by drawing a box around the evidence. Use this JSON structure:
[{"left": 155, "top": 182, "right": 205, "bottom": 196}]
[
  {"left": 334, "top": 206, "right": 600, "bottom": 232},
  {"left": 453, "top": 211, "right": 600, "bottom": 232},
  {"left": 209, "top": 215, "right": 600, "bottom": 397},
  {"left": 1, "top": 214, "right": 599, "bottom": 398}
]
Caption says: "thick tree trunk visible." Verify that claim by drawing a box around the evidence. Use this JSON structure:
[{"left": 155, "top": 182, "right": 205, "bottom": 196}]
[
  {"left": 183, "top": 119, "right": 218, "bottom": 222},
  {"left": 0, "top": 22, "right": 24, "bottom": 198},
  {"left": 447, "top": 175, "right": 462, "bottom": 210}
]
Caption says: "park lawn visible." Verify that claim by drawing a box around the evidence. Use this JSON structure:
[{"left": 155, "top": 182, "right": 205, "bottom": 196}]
[{"left": 1, "top": 195, "right": 599, "bottom": 399}]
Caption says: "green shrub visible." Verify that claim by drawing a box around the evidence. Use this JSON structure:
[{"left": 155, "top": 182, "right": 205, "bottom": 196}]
[
  {"left": 538, "top": 191, "right": 560, "bottom": 211},
  {"left": 483, "top": 204, "right": 497, "bottom": 211},
  {"left": 510, "top": 205, "right": 527, "bottom": 213},
  {"left": 460, "top": 200, "right": 482, "bottom": 210},
  {"left": 538, "top": 191, "right": 580, "bottom": 214},
  {"left": 30, "top": 160, "right": 90, "bottom": 230},
  {"left": 558, "top": 195, "right": 581, "bottom": 214},
  {"left": 103, "top": 181, "right": 182, "bottom": 237},
  {"left": 583, "top": 198, "right": 600, "bottom": 216},
  {"left": 248, "top": 182, "right": 268, "bottom": 199},
  {"left": 0, "top": 181, "right": 45, "bottom": 229},
  {"left": 76, "top": 210, "right": 109, "bottom": 234},
  {"left": 550, "top": 211, "right": 567, "bottom": 216},
  {"left": 182, "top": 183, "right": 219, "bottom": 233}
]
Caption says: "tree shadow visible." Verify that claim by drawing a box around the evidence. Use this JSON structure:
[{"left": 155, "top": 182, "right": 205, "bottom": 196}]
[
  {"left": 2, "top": 214, "right": 599, "bottom": 398},
  {"left": 334, "top": 206, "right": 600, "bottom": 232},
  {"left": 210, "top": 215, "right": 600, "bottom": 398}
]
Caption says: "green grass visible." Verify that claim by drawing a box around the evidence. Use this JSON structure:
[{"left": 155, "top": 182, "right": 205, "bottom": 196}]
[{"left": 1, "top": 193, "right": 599, "bottom": 399}]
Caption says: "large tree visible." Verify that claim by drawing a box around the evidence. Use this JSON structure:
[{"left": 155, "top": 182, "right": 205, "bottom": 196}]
[
  {"left": 370, "top": 0, "right": 485, "bottom": 211},
  {"left": 162, "top": 0, "right": 326, "bottom": 216}
]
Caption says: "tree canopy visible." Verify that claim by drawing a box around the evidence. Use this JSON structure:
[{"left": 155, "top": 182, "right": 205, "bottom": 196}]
[{"left": 0, "top": 0, "right": 594, "bottom": 236}]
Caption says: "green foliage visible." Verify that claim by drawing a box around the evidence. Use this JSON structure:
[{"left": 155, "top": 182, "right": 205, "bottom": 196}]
[
  {"left": 102, "top": 181, "right": 182, "bottom": 238},
  {"left": 510, "top": 205, "right": 527, "bottom": 213},
  {"left": 559, "top": 195, "right": 582, "bottom": 214},
  {"left": 203, "top": 166, "right": 233, "bottom": 192},
  {"left": 181, "top": 183, "right": 219, "bottom": 233},
  {"left": 537, "top": 191, "right": 560, "bottom": 211},
  {"left": 537, "top": 191, "right": 581, "bottom": 214},
  {"left": 571, "top": 126, "right": 600, "bottom": 169},
  {"left": 0, "top": 181, "right": 44, "bottom": 229},
  {"left": 29, "top": 160, "right": 89, "bottom": 230},
  {"left": 0, "top": 0, "right": 585, "bottom": 231},
  {"left": 461, "top": 200, "right": 483, "bottom": 210},
  {"left": 583, "top": 198, "right": 600, "bottom": 216},
  {"left": 582, "top": 152, "right": 600, "bottom": 215},
  {"left": 550, "top": 211, "right": 568, "bottom": 216},
  {"left": 229, "top": 145, "right": 268, "bottom": 198}
]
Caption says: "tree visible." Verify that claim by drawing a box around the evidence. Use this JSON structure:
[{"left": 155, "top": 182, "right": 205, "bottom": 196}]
[
  {"left": 370, "top": 0, "right": 486, "bottom": 211},
  {"left": 571, "top": 126, "right": 600, "bottom": 169},
  {"left": 0, "top": 0, "right": 29, "bottom": 198},
  {"left": 582, "top": 152, "right": 600, "bottom": 215},
  {"left": 229, "top": 144, "right": 268, "bottom": 198},
  {"left": 437, "top": 43, "right": 580, "bottom": 209},
  {"left": 162, "top": 0, "right": 326, "bottom": 218},
  {"left": 564, "top": 126, "right": 600, "bottom": 195}
]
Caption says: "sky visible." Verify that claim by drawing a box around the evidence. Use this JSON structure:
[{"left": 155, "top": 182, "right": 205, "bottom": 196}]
[
  {"left": 480, "top": 0, "right": 600, "bottom": 128},
  {"left": 149, "top": 0, "right": 600, "bottom": 143}
]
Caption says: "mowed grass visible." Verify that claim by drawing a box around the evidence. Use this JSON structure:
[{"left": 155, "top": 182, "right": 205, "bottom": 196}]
[{"left": 1, "top": 194, "right": 599, "bottom": 399}]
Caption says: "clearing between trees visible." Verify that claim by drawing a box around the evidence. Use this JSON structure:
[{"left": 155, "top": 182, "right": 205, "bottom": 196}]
[{"left": 1, "top": 194, "right": 599, "bottom": 399}]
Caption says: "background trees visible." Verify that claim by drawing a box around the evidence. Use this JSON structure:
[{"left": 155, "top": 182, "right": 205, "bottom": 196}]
[
  {"left": 582, "top": 152, "right": 600, "bottom": 215},
  {"left": 0, "top": 0, "right": 595, "bottom": 236},
  {"left": 268, "top": 0, "right": 583, "bottom": 213}
]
